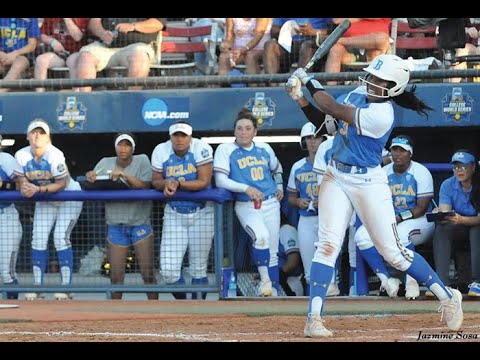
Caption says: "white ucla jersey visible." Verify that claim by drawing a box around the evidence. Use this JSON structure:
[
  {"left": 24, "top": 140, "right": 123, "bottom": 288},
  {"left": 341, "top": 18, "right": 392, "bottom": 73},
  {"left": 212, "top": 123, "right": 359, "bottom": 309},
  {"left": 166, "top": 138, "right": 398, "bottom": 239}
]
[
  {"left": 287, "top": 158, "right": 318, "bottom": 217},
  {"left": 14, "top": 144, "right": 77, "bottom": 189},
  {"left": 214, "top": 141, "right": 281, "bottom": 201},
  {"left": 0, "top": 152, "right": 17, "bottom": 209},
  {"left": 383, "top": 160, "right": 434, "bottom": 215},
  {"left": 313, "top": 136, "right": 334, "bottom": 179},
  {"left": 151, "top": 137, "right": 213, "bottom": 207},
  {"left": 325, "top": 86, "right": 395, "bottom": 168}
]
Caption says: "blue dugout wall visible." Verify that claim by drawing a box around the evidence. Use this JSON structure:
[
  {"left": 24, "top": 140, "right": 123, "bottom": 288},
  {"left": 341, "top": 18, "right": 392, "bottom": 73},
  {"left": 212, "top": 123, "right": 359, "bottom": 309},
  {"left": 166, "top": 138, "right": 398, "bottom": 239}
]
[{"left": 0, "top": 83, "right": 477, "bottom": 135}]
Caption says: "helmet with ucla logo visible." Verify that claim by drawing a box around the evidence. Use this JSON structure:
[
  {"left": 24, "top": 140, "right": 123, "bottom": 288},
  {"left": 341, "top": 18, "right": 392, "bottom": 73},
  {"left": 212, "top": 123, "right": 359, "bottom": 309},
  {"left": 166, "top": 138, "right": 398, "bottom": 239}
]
[{"left": 362, "top": 54, "right": 410, "bottom": 98}]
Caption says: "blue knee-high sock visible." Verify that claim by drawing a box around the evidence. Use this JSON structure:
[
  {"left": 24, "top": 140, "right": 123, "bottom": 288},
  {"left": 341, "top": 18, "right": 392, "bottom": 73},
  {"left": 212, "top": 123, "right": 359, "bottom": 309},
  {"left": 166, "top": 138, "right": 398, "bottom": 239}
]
[
  {"left": 252, "top": 248, "right": 270, "bottom": 268},
  {"left": 191, "top": 277, "right": 208, "bottom": 300},
  {"left": 268, "top": 265, "right": 279, "bottom": 291},
  {"left": 32, "top": 249, "right": 48, "bottom": 285},
  {"left": 308, "top": 262, "right": 334, "bottom": 316},
  {"left": 360, "top": 246, "right": 390, "bottom": 279},
  {"left": 57, "top": 248, "right": 73, "bottom": 285},
  {"left": 405, "top": 251, "right": 449, "bottom": 294},
  {"left": 172, "top": 276, "right": 186, "bottom": 300}
]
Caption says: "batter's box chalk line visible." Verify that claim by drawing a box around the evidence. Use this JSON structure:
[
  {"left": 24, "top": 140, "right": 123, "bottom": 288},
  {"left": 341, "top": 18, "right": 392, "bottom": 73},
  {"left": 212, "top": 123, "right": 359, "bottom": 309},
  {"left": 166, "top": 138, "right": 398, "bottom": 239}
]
[{"left": 0, "top": 304, "right": 19, "bottom": 309}]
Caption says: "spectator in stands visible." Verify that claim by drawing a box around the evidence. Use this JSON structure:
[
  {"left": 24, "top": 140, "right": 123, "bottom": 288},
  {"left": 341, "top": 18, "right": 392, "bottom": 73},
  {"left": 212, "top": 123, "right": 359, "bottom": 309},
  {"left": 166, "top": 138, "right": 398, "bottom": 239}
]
[
  {"left": 264, "top": 18, "right": 332, "bottom": 77},
  {"left": 278, "top": 212, "right": 306, "bottom": 296},
  {"left": 432, "top": 149, "right": 480, "bottom": 297},
  {"left": 85, "top": 132, "right": 157, "bottom": 300},
  {"left": 0, "top": 135, "right": 22, "bottom": 299},
  {"left": 14, "top": 118, "right": 83, "bottom": 300},
  {"left": 34, "top": 18, "right": 89, "bottom": 92},
  {"left": 0, "top": 18, "right": 40, "bottom": 92},
  {"left": 218, "top": 18, "right": 272, "bottom": 81},
  {"left": 75, "top": 18, "right": 166, "bottom": 92},
  {"left": 151, "top": 121, "right": 214, "bottom": 300},
  {"left": 355, "top": 135, "right": 435, "bottom": 300},
  {"left": 214, "top": 109, "right": 284, "bottom": 297},
  {"left": 287, "top": 123, "right": 340, "bottom": 296},
  {"left": 186, "top": 18, "right": 226, "bottom": 75},
  {"left": 451, "top": 18, "right": 480, "bottom": 83},
  {"left": 325, "top": 18, "right": 391, "bottom": 85}
]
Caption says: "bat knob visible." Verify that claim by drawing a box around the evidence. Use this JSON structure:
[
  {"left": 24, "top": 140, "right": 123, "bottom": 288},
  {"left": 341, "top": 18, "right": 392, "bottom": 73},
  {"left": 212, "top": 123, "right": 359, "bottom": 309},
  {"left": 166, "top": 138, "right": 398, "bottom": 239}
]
[{"left": 284, "top": 76, "right": 298, "bottom": 93}]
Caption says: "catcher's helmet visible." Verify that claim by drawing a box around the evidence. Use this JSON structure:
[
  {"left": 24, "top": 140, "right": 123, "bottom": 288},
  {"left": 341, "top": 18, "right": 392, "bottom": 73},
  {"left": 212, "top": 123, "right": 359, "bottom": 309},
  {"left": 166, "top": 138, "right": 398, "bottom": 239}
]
[{"left": 362, "top": 54, "right": 410, "bottom": 98}]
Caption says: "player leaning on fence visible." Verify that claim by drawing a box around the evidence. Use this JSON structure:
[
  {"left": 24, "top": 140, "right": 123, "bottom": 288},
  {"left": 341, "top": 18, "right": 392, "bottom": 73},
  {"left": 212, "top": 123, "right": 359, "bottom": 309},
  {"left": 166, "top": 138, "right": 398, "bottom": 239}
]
[
  {"left": 85, "top": 132, "right": 157, "bottom": 300},
  {"left": 0, "top": 134, "right": 23, "bottom": 299},
  {"left": 14, "top": 118, "right": 83, "bottom": 301},
  {"left": 151, "top": 121, "right": 214, "bottom": 300}
]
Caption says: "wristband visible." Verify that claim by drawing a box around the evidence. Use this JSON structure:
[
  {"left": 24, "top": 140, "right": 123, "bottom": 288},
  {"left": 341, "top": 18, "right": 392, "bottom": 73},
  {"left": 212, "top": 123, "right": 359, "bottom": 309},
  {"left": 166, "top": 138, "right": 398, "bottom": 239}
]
[
  {"left": 399, "top": 210, "right": 413, "bottom": 222},
  {"left": 50, "top": 38, "right": 58, "bottom": 47},
  {"left": 273, "top": 172, "right": 283, "bottom": 185},
  {"left": 306, "top": 79, "right": 325, "bottom": 97}
]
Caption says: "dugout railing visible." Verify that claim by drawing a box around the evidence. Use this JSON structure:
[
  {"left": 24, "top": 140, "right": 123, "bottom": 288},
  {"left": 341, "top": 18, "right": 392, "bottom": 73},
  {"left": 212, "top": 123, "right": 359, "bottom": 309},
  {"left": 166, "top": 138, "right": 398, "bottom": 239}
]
[
  {"left": 0, "top": 163, "right": 469, "bottom": 299},
  {"left": 0, "top": 188, "right": 234, "bottom": 300},
  {"left": 1, "top": 68, "right": 480, "bottom": 91}
]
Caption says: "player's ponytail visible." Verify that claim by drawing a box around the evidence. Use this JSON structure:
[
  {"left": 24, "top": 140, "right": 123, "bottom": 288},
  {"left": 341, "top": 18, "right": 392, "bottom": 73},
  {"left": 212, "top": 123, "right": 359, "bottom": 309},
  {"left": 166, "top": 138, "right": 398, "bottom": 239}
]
[{"left": 391, "top": 84, "right": 434, "bottom": 118}]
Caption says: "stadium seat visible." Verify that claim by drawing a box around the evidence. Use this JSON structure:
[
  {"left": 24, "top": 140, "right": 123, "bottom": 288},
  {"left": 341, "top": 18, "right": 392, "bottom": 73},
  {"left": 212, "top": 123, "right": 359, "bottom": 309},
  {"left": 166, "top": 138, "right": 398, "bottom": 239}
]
[
  {"left": 150, "top": 24, "right": 219, "bottom": 77},
  {"left": 390, "top": 19, "right": 439, "bottom": 59}
]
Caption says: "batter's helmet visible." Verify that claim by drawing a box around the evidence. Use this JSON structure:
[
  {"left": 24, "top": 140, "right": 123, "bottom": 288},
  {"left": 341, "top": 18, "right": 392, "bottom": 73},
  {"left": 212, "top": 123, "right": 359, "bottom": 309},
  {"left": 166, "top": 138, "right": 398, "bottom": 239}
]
[{"left": 362, "top": 54, "right": 410, "bottom": 98}]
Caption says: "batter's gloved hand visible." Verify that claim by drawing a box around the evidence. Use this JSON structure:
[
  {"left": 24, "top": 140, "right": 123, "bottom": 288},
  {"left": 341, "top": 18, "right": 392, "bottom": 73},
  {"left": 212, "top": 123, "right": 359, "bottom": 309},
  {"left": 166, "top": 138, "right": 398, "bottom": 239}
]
[
  {"left": 285, "top": 76, "right": 304, "bottom": 101},
  {"left": 292, "top": 68, "right": 313, "bottom": 85}
]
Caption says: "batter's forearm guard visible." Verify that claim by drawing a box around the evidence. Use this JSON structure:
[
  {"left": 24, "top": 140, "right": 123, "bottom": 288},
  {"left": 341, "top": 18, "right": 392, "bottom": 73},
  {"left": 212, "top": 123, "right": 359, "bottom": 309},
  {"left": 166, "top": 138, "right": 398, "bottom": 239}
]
[{"left": 301, "top": 102, "right": 325, "bottom": 129}]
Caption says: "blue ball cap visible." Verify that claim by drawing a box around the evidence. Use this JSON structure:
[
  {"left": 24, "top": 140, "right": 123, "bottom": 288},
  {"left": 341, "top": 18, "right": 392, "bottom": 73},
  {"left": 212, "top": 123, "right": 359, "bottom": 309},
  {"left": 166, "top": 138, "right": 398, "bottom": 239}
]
[{"left": 450, "top": 151, "right": 475, "bottom": 164}]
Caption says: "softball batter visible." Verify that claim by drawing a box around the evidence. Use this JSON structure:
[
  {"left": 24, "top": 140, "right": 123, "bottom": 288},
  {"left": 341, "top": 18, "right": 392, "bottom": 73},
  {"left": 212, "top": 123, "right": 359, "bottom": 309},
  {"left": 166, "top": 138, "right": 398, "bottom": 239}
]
[{"left": 286, "top": 54, "right": 463, "bottom": 337}]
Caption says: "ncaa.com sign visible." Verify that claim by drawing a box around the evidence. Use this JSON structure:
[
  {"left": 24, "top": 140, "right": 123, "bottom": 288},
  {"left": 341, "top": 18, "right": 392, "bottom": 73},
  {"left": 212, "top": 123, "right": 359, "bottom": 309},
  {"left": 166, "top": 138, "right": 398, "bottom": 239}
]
[{"left": 141, "top": 98, "right": 190, "bottom": 126}]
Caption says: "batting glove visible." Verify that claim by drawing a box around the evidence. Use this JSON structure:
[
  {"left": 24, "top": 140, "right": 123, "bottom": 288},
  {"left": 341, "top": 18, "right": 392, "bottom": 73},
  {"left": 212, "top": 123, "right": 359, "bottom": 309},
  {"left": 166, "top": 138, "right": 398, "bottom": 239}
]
[
  {"left": 292, "top": 68, "right": 313, "bottom": 85},
  {"left": 285, "top": 76, "right": 304, "bottom": 101}
]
